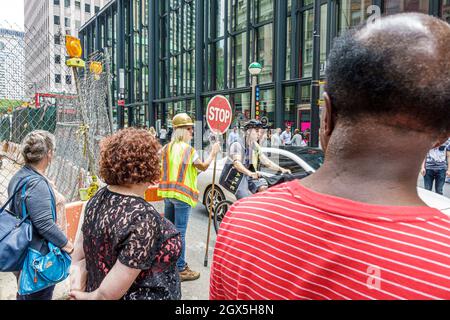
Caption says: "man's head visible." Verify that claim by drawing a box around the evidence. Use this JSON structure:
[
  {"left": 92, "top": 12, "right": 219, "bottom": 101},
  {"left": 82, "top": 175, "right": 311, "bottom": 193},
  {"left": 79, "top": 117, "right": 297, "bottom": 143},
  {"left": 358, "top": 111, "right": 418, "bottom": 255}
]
[
  {"left": 286, "top": 126, "right": 291, "bottom": 133},
  {"left": 322, "top": 13, "right": 450, "bottom": 152}
]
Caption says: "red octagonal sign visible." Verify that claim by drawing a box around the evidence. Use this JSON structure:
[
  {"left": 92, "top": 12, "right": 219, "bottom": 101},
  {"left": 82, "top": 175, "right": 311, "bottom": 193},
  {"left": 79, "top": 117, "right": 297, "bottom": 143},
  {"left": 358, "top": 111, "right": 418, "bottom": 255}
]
[{"left": 206, "top": 95, "right": 233, "bottom": 135}]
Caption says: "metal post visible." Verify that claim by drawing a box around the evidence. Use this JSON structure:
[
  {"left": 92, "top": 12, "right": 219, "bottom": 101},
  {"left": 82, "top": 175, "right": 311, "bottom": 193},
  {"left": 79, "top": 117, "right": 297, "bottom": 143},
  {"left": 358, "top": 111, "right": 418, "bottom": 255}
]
[
  {"left": 117, "top": 0, "right": 125, "bottom": 129},
  {"left": 310, "top": 0, "right": 321, "bottom": 148},
  {"left": 275, "top": 0, "right": 287, "bottom": 129},
  {"left": 148, "top": 0, "right": 156, "bottom": 127},
  {"left": 195, "top": 0, "right": 204, "bottom": 151},
  {"left": 127, "top": 0, "right": 134, "bottom": 127},
  {"left": 251, "top": 75, "right": 256, "bottom": 119},
  {"left": 104, "top": 47, "right": 114, "bottom": 134}
]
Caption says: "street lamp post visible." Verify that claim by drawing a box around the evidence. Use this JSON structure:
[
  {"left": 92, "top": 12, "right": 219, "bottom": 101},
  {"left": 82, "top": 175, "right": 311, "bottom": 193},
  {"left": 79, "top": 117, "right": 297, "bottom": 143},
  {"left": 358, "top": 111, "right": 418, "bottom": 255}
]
[{"left": 249, "top": 62, "right": 262, "bottom": 120}]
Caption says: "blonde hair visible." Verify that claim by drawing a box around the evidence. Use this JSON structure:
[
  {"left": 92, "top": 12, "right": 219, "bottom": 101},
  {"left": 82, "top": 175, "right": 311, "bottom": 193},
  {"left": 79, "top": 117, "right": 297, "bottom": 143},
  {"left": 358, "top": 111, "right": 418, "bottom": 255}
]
[
  {"left": 21, "top": 130, "right": 55, "bottom": 164},
  {"left": 171, "top": 127, "right": 191, "bottom": 143},
  {"left": 149, "top": 127, "right": 156, "bottom": 137}
]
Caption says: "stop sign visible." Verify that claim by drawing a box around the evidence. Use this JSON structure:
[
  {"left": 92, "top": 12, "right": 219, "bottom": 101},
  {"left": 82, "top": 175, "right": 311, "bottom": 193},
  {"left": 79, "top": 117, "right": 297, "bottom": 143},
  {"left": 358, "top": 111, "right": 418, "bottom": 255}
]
[{"left": 206, "top": 95, "right": 233, "bottom": 135}]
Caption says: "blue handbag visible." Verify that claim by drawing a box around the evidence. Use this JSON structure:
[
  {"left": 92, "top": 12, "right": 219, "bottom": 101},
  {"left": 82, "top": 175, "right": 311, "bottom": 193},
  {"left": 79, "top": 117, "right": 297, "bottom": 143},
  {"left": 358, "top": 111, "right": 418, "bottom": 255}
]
[
  {"left": 0, "top": 176, "right": 34, "bottom": 272},
  {"left": 18, "top": 181, "right": 72, "bottom": 296}
]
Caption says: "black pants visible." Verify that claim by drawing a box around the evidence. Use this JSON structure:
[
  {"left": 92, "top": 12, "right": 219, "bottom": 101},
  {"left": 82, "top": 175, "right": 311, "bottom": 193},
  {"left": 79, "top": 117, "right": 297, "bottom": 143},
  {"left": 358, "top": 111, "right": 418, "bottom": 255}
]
[{"left": 17, "top": 285, "right": 55, "bottom": 300}]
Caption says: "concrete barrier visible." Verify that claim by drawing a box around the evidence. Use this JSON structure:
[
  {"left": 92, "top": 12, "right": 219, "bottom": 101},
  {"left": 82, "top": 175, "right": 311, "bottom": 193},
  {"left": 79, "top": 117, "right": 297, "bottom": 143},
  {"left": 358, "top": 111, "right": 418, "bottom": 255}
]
[{"left": 65, "top": 201, "right": 85, "bottom": 244}]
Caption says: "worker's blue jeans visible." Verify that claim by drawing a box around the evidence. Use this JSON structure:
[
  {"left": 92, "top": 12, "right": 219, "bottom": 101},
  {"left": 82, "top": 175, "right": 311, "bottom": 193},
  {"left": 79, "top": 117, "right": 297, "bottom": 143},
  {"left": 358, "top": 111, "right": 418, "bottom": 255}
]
[{"left": 164, "top": 198, "right": 192, "bottom": 272}]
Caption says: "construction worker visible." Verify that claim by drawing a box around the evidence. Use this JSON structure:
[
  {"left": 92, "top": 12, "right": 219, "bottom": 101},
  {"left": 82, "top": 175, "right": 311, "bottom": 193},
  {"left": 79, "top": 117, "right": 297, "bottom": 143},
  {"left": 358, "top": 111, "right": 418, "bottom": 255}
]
[{"left": 158, "top": 113, "right": 220, "bottom": 281}]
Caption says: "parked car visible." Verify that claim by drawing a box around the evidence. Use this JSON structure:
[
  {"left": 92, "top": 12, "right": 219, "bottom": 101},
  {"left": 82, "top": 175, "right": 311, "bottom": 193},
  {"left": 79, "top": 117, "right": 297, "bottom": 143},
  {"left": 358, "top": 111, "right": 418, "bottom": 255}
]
[
  {"left": 197, "top": 146, "right": 450, "bottom": 216},
  {"left": 418, "top": 188, "right": 450, "bottom": 216}
]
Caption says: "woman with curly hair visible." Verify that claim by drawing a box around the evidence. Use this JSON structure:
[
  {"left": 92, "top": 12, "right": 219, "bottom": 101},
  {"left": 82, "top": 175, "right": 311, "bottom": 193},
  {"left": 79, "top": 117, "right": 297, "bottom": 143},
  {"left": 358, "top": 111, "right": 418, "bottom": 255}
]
[{"left": 69, "top": 128, "right": 182, "bottom": 300}]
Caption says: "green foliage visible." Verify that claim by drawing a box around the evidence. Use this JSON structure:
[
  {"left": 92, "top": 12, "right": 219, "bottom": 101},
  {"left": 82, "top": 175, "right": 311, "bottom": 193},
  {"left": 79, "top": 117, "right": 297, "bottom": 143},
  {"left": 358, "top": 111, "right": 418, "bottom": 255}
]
[{"left": 0, "top": 99, "right": 25, "bottom": 115}]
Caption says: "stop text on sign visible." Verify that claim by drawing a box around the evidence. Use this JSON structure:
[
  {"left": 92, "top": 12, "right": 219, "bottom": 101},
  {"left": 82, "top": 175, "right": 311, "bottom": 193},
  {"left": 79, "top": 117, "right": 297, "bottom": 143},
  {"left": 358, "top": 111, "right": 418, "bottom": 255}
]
[
  {"left": 206, "top": 95, "right": 233, "bottom": 135},
  {"left": 208, "top": 106, "right": 231, "bottom": 123}
]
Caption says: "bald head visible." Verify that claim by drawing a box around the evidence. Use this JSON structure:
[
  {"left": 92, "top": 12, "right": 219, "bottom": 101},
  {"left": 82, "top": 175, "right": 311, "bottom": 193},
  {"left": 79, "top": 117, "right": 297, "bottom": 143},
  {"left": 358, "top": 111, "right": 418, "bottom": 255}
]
[{"left": 326, "top": 13, "right": 450, "bottom": 134}]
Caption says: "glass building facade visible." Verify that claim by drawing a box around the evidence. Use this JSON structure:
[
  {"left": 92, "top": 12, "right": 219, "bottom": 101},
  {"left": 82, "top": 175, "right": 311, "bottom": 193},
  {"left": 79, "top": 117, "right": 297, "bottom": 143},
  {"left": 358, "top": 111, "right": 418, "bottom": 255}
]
[{"left": 79, "top": 0, "right": 444, "bottom": 145}]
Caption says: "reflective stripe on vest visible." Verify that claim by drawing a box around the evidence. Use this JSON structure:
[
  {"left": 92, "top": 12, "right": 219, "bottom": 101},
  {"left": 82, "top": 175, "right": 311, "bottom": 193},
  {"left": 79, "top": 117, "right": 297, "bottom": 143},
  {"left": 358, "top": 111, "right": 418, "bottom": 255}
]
[
  {"left": 158, "top": 182, "right": 199, "bottom": 200},
  {"left": 177, "top": 146, "right": 194, "bottom": 184}
]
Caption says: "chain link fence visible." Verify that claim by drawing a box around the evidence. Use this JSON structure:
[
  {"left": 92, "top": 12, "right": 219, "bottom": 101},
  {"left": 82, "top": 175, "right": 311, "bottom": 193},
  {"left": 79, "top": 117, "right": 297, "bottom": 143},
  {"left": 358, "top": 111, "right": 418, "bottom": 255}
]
[{"left": 0, "top": 20, "right": 112, "bottom": 203}]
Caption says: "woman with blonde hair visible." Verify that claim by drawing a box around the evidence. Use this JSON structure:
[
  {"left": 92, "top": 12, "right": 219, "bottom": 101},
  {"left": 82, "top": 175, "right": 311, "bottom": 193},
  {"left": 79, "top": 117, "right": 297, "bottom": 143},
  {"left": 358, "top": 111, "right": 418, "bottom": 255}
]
[
  {"left": 158, "top": 113, "right": 220, "bottom": 281},
  {"left": 149, "top": 126, "right": 157, "bottom": 138}
]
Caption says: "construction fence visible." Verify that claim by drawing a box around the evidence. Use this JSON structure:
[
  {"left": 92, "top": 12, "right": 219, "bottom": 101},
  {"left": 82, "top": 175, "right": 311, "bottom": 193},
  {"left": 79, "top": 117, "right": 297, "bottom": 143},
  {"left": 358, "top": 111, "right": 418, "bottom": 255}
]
[{"left": 0, "top": 21, "right": 113, "bottom": 203}]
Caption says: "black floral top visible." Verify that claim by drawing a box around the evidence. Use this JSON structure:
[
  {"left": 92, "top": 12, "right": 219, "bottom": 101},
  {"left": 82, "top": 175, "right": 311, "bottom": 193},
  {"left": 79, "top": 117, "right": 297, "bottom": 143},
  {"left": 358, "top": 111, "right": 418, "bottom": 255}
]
[{"left": 82, "top": 187, "right": 182, "bottom": 300}]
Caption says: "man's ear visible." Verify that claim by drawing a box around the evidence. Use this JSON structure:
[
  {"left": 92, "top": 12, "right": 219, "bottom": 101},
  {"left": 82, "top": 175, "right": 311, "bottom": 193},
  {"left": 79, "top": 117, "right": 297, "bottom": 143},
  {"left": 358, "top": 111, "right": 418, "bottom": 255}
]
[{"left": 323, "top": 92, "right": 335, "bottom": 136}]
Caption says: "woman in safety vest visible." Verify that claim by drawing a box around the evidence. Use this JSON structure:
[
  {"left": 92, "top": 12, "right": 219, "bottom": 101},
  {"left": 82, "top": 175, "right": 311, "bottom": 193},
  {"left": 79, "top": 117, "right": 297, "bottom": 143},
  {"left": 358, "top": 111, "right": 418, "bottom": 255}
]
[{"left": 158, "top": 113, "right": 220, "bottom": 281}]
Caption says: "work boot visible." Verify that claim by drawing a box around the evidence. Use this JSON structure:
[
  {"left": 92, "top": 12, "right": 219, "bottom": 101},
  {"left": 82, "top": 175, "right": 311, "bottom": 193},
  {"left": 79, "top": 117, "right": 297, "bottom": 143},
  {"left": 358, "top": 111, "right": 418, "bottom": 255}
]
[{"left": 179, "top": 265, "right": 200, "bottom": 282}]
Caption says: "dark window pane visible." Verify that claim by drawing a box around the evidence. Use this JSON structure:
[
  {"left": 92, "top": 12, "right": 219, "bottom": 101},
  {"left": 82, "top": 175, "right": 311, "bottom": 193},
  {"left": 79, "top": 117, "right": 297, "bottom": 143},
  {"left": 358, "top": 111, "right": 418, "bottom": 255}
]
[
  {"left": 55, "top": 55, "right": 61, "bottom": 64},
  {"left": 256, "top": 23, "right": 273, "bottom": 83},
  {"left": 54, "top": 15, "right": 60, "bottom": 25},
  {"left": 229, "top": 0, "right": 247, "bottom": 31},
  {"left": 54, "top": 35, "right": 61, "bottom": 44},
  {"left": 65, "top": 0, "right": 70, "bottom": 8},
  {"left": 216, "top": 39, "right": 225, "bottom": 90},
  {"left": 256, "top": 0, "right": 273, "bottom": 23},
  {"left": 65, "top": 17, "right": 70, "bottom": 27},
  {"left": 66, "top": 75, "right": 72, "bottom": 84},
  {"left": 85, "top": 4, "right": 91, "bottom": 13},
  {"left": 443, "top": 0, "right": 450, "bottom": 23},
  {"left": 95, "top": 6, "right": 100, "bottom": 13},
  {"left": 55, "top": 74, "right": 61, "bottom": 83},
  {"left": 54, "top": 0, "right": 60, "bottom": 5},
  {"left": 75, "top": 1, "right": 80, "bottom": 9},
  {"left": 286, "top": 16, "right": 292, "bottom": 80},
  {"left": 338, "top": 0, "right": 371, "bottom": 33},
  {"left": 302, "top": 9, "right": 313, "bottom": 78},
  {"left": 384, "top": 0, "right": 429, "bottom": 15},
  {"left": 231, "top": 32, "right": 247, "bottom": 88}
]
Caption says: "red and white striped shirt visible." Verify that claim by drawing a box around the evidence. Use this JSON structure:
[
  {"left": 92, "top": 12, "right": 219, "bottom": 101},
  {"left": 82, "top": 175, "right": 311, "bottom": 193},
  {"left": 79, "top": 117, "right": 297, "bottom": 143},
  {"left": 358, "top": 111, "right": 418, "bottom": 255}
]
[{"left": 210, "top": 181, "right": 450, "bottom": 300}]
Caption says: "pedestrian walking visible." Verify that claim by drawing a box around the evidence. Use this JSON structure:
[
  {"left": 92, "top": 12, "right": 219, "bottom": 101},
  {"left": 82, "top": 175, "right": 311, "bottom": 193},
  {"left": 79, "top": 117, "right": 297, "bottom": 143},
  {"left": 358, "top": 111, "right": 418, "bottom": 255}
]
[
  {"left": 158, "top": 113, "right": 220, "bottom": 281},
  {"left": 149, "top": 126, "right": 157, "bottom": 138},
  {"left": 227, "top": 126, "right": 239, "bottom": 148},
  {"left": 159, "top": 126, "right": 167, "bottom": 145},
  {"left": 69, "top": 128, "right": 182, "bottom": 300},
  {"left": 271, "top": 128, "right": 281, "bottom": 148},
  {"left": 210, "top": 13, "right": 450, "bottom": 300},
  {"left": 421, "top": 137, "right": 450, "bottom": 195},
  {"left": 280, "top": 126, "right": 292, "bottom": 146},
  {"left": 7, "top": 130, "right": 73, "bottom": 300},
  {"left": 291, "top": 129, "right": 307, "bottom": 147}
]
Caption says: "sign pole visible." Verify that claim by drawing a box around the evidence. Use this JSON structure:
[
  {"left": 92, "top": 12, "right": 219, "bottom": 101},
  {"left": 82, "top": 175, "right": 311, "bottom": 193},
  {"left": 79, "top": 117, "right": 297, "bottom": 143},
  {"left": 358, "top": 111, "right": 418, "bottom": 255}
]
[
  {"left": 204, "top": 136, "right": 218, "bottom": 267},
  {"left": 203, "top": 95, "right": 232, "bottom": 267}
]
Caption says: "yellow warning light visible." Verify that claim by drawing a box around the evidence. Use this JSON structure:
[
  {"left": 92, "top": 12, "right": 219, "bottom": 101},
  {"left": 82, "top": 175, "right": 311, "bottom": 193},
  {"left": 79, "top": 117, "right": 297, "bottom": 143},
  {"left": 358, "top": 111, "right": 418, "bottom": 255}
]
[
  {"left": 65, "top": 35, "right": 85, "bottom": 68},
  {"left": 90, "top": 61, "right": 103, "bottom": 80},
  {"left": 65, "top": 35, "right": 82, "bottom": 58}
]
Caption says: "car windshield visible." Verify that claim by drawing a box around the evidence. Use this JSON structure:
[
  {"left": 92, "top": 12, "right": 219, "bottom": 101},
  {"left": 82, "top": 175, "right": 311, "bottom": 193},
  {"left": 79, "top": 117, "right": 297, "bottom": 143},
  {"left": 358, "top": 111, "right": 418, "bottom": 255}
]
[{"left": 279, "top": 146, "right": 324, "bottom": 170}]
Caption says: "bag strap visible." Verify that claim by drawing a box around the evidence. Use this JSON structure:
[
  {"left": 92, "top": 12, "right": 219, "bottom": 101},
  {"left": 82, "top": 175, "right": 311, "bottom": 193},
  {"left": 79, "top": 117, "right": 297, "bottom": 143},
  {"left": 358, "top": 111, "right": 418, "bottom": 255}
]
[{"left": 0, "top": 176, "right": 32, "bottom": 216}]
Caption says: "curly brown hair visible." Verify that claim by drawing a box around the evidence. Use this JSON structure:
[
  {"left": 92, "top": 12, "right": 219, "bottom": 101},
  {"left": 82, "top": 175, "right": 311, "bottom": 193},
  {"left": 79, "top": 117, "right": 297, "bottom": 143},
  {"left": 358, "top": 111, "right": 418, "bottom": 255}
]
[{"left": 99, "top": 128, "right": 161, "bottom": 185}]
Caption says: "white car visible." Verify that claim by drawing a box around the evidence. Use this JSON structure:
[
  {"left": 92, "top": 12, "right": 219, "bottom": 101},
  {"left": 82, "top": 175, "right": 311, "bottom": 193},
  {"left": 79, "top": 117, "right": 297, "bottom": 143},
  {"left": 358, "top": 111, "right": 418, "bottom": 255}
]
[{"left": 197, "top": 147, "right": 450, "bottom": 216}]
